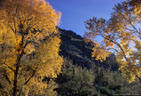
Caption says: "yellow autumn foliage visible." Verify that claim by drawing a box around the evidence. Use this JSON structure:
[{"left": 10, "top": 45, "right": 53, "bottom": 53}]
[
  {"left": 85, "top": 0, "right": 141, "bottom": 83},
  {"left": 24, "top": 36, "right": 63, "bottom": 95},
  {"left": 36, "top": 36, "right": 63, "bottom": 78},
  {"left": 0, "top": 0, "right": 63, "bottom": 95},
  {"left": 92, "top": 44, "right": 111, "bottom": 62}
]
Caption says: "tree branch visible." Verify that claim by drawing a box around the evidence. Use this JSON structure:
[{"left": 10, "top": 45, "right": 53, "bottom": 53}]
[
  {"left": 103, "top": 35, "right": 131, "bottom": 64},
  {"left": 24, "top": 69, "right": 37, "bottom": 85}
]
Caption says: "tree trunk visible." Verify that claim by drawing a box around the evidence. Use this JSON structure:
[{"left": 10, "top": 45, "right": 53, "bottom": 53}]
[{"left": 13, "top": 51, "right": 24, "bottom": 96}]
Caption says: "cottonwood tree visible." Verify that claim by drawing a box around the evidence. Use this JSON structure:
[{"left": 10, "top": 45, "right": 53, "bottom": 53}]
[
  {"left": 0, "top": 0, "right": 63, "bottom": 96},
  {"left": 84, "top": 0, "right": 141, "bottom": 83}
]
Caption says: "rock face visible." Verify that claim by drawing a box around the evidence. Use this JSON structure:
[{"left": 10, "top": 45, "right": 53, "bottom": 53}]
[{"left": 59, "top": 28, "right": 119, "bottom": 71}]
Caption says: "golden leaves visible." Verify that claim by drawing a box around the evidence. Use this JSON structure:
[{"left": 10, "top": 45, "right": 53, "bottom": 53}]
[
  {"left": 0, "top": 0, "right": 62, "bottom": 95},
  {"left": 0, "top": 0, "right": 61, "bottom": 42},
  {"left": 104, "top": 38, "right": 114, "bottom": 47},
  {"left": 36, "top": 36, "right": 63, "bottom": 78},
  {"left": 130, "top": 0, "right": 141, "bottom": 15},
  {"left": 24, "top": 43, "right": 35, "bottom": 55},
  {"left": 85, "top": 0, "right": 141, "bottom": 83},
  {"left": 92, "top": 44, "right": 111, "bottom": 62},
  {"left": 21, "top": 36, "right": 63, "bottom": 95},
  {"left": 119, "top": 64, "right": 141, "bottom": 83}
]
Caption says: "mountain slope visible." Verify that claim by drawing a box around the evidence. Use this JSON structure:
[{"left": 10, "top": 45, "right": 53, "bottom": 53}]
[{"left": 59, "top": 28, "right": 119, "bottom": 71}]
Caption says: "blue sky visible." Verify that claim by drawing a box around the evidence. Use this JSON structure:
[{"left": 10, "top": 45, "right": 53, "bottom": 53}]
[{"left": 47, "top": 0, "right": 124, "bottom": 36}]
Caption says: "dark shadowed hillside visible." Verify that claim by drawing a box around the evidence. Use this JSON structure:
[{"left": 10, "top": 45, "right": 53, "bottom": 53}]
[
  {"left": 59, "top": 28, "right": 119, "bottom": 71},
  {"left": 56, "top": 29, "right": 141, "bottom": 96}
]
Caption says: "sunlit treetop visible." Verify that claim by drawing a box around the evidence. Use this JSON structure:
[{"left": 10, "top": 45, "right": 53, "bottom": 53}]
[
  {"left": 129, "top": 0, "right": 141, "bottom": 15},
  {"left": 84, "top": 0, "right": 141, "bottom": 83},
  {"left": 0, "top": 0, "right": 61, "bottom": 46}
]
